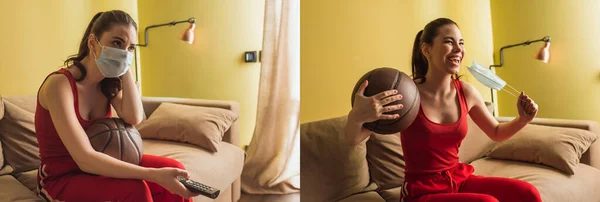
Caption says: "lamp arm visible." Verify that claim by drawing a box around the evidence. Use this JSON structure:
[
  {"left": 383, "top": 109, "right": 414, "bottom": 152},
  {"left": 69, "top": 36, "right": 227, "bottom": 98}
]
[
  {"left": 136, "top": 17, "right": 196, "bottom": 47},
  {"left": 133, "top": 17, "right": 196, "bottom": 82},
  {"left": 489, "top": 36, "right": 551, "bottom": 68}
]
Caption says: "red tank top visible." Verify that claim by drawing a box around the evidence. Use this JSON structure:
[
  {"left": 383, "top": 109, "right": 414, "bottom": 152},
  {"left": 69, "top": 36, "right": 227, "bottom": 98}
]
[
  {"left": 400, "top": 79, "right": 469, "bottom": 175},
  {"left": 35, "top": 68, "right": 112, "bottom": 165}
]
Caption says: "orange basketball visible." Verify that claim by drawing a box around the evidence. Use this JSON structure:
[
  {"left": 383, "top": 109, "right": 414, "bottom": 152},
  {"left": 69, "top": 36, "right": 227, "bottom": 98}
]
[{"left": 85, "top": 118, "right": 143, "bottom": 165}]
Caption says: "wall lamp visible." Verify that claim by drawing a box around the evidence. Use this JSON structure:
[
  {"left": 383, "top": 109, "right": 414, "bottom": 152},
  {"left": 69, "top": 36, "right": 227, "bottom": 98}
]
[
  {"left": 488, "top": 36, "right": 551, "bottom": 116},
  {"left": 134, "top": 17, "right": 197, "bottom": 82}
]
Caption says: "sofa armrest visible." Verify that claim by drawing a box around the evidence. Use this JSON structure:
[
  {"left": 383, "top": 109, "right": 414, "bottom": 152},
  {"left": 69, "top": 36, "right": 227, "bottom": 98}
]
[
  {"left": 496, "top": 116, "right": 600, "bottom": 170},
  {"left": 140, "top": 96, "right": 241, "bottom": 147}
]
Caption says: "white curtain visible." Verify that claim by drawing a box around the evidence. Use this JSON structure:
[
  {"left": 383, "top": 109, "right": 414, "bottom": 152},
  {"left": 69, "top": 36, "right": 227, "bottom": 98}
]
[{"left": 240, "top": 0, "right": 300, "bottom": 195}]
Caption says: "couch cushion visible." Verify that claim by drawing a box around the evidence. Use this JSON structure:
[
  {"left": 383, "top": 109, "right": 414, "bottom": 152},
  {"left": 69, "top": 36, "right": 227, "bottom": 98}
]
[
  {"left": 366, "top": 133, "right": 404, "bottom": 191},
  {"left": 300, "top": 116, "right": 378, "bottom": 202},
  {"left": 142, "top": 139, "right": 244, "bottom": 192},
  {"left": 14, "top": 169, "right": 38, "bottom": 192},
  {"left": 379, "top": 187, "right": 400, "bottom": 202},
  {"left": 337, "top": 191, "right": 385, "bottom": 202},
  {"left": 0, "top": 175, "right": 44, "bottom": 202},
  {"left": 0, "top": 96, "right": 40, "bottom": 175},
  {"left": 486, "top": 124, "right": 597, "bottom": 175},
  {"left": 0, "top": 164, "right": 13, "bottom": 176},
  {"left": 471, "top": 157, "right": 600, "bottom": 202}
]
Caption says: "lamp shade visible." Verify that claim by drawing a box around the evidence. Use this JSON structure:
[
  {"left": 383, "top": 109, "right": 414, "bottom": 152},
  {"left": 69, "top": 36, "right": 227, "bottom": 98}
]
[
  {"left": 179, "top": 23, "right": 195, "bottom": 44},
  {"left": 533, "top": 41, "right": 550, "bottom": 63}
]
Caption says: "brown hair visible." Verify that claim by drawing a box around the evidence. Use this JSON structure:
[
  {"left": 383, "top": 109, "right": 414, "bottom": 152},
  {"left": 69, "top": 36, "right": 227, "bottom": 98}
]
[
  {"left": 411, "top": 18, "right": 461, "bottom": 84},
  {"left": 64, "top": 10, "right": 138, "bottom": 100}
]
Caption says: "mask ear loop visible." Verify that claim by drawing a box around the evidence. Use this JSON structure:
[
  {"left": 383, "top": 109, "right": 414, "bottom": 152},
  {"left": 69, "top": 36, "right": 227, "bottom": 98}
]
[
  {"left": 499, "top": 83, "right": 530, "bottom": 103},
  {"left": 91, "top": 35, "right": 103, "bottom": 60}
]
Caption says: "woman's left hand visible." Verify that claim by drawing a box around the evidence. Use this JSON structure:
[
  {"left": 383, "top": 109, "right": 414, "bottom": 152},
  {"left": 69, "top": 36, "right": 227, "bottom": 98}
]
[{"left": 517, "top": 92, "right": 538, "bottom": 123}]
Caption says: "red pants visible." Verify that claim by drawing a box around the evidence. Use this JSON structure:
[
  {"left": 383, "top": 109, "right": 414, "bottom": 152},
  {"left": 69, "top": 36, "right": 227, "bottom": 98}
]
[
  {"left": 37, "top": 154, "right": 192, "bottom": 202},
  {"left": 401, "top": 163, "right": 541, "bottom": 202}
]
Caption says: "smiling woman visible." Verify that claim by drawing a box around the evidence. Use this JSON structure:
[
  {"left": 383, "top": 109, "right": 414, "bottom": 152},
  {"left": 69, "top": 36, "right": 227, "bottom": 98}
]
[
  {"left": 34, "top": 10, "right": 199, "bottom": 201},
  {"left": 343, "top": 18, "right": 542, "bottom": 202}
]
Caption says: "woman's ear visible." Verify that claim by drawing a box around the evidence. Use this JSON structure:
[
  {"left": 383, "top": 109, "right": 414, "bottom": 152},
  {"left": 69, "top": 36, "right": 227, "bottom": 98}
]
[
  {"left": 88, "top": 34, "right": 100, "bottom": 58},
  {"left": 420, "top": 43, "right": 430, "bottom": 59}
]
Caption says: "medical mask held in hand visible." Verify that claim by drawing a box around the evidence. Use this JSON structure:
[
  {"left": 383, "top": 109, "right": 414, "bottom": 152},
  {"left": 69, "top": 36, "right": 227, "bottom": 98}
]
[
  {"left": 467, "top": 61, "right": 521, "bottom": 98},
  {"left": 467, "top": 61, "right": 506, "bottom": 90},
  {"left": 93, "top": 39, "right": 133, "bottom": 78}
]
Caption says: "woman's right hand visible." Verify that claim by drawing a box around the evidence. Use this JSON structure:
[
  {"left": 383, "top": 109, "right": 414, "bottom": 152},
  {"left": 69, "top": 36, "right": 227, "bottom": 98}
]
[
  {"left": 349, "top": 80, "right": 404, "bottom": 125},
  {"left": 148, "top": 167, "right": 200, "bottom": 199}
]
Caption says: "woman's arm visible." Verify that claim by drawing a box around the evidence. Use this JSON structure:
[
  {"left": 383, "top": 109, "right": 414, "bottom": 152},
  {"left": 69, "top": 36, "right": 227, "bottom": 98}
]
[
  {"left": 344, "top": 112, "right": 374, "bottom": 145},
  {"left": 41, "top": 75, "right": 155, "bottom": 179},
  {"left": 462, "top": 81, "right": 538, "bottom": 142},
  {"left": 111, "top": 70, "right": 144, "bottom": 125}
]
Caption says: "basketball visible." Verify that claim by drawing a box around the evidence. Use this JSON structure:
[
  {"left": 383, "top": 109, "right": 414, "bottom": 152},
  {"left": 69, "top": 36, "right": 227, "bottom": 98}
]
[
  {"left": 85, "top": 118, "right": 143, "bottom": 165},
  {"left": 351, "top": 67, "right": 420, "bottom": 134}
]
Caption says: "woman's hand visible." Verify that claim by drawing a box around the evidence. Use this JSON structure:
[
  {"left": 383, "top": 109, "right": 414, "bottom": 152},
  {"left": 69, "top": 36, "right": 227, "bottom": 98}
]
[
  {"left": 517, "top": 92, "right": 538, "bottom": 123},
  {"left": 148, "top": 168, "right": 200, "bottom": 199},
  {"left": 349, "top": 80, "right": 404, "bottom": 125}
]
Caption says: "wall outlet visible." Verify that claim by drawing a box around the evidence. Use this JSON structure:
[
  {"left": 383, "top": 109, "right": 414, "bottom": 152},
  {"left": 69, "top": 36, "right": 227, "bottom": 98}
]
[{"left": 244, "top": 51, "right": 258, "bottom": 63}]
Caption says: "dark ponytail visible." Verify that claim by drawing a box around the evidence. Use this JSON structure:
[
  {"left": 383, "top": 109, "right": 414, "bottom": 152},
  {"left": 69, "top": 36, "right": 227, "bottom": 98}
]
[
  {"left": 65, "top": 12, "right": 104, "bottom": 82},
  {"left": 63, "top": 10, "right": 137, "bottom": 100},
  {"left": 411, "top": 30, "right": 427, "bottom": 84},
  {"left": 410, "top": 18, "right": 460, "bottom": 84}
]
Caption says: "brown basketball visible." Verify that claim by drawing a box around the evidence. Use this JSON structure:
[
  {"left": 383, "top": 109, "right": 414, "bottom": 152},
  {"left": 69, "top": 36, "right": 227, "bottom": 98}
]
[
  {"left": 85, "top": 118, "right": 143, "bottom": 165},
  {"left": 351, "top": 67, "right": 420, "bottom": 134}
]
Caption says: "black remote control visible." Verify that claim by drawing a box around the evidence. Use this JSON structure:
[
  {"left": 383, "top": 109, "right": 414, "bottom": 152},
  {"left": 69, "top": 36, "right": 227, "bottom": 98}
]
[{"left": 178, "top": 176, "right": 220, "bottom": 199}]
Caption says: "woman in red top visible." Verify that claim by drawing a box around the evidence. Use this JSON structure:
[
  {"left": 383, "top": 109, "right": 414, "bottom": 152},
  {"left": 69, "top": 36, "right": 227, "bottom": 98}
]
[
  {"left": 35, "top": 10, "right": 199, "bottom": 201},
  {"left": 345, "top": 18, "right": 542, "bottom": 202}
]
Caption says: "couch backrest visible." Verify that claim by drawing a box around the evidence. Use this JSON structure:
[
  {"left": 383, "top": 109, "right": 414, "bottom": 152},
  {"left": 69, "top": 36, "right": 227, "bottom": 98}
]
[{"left": 0, "top": 96, "right": 40, "bottom": 176}]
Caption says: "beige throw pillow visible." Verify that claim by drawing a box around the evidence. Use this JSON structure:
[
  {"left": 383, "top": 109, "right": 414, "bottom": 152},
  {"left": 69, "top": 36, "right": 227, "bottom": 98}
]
[
  {"left": 0, "top": 96, "right": 40, "bottom": 175},
  {"left": 366, "top": 133, "right": 405, "bottom": 191},
  {"left": 300, "top": 116, "right": 378, "bottom": 202},
  {"left": 486, "top": 124, "right": 597, "bottom": 175},
  {"left": 136, "top": 102, "right": 238, "bottom": 152}
]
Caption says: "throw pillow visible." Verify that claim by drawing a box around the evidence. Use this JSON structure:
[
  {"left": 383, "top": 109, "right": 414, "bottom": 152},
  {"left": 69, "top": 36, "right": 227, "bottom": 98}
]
[
  {"left": 0, "top": 96, "right": 40, "bottom": 175},
  {"left": 135, "top": 102, "right": 238, "bottom": 152},
  {"left": 486, "top": 124, "right": 598, "bottom": 175},
  {"left": 366, "top": 133, "right": 405, "bottom": 191},
  {"left": 300, "top": 116, "right": 378, "bottom": 202}
]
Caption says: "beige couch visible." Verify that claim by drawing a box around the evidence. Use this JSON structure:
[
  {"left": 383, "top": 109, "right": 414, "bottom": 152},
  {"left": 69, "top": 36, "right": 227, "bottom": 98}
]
[
  {"left": 301, "top": 110, "right": 600, "bottom": 202},
  {"left": 0, "top": 95, "right": 245, "bottom": 202}
]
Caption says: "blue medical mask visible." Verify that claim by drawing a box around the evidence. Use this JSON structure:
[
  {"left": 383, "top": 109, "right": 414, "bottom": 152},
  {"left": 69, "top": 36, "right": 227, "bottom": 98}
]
[
  {"left": 468, "top": 61, "right": 522, "bottom": 98},
  {"left": 467, "top": 61, "right": 506, "bottom": 91},
  {"left": 92, "top": 38, "right": 132, "bottom": 78}
]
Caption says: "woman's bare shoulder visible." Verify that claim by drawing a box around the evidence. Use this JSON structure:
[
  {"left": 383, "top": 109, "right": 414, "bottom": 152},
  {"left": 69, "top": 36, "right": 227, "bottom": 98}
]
[
  {"left": 459, "top": 80, "right": 484, "bottom": 107},
  {"left": 39, "top": 73, "right": 72, "bottom": 109},
  {"left": 459, "top": 80, "right": 477, "bottom": 95}
]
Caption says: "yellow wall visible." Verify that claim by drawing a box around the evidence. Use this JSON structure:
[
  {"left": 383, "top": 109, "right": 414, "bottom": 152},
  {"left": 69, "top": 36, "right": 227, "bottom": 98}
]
[
  {"left": 0, "top": 0, "right": 138, "bottom": 96},
  {"left": 490, "top": 0, "right": 600, "bottom": 122},
  {"left": 300, "top": 0, "right": 495, "bottom": 123},
  {"left": 137, "top": 0, "right": 264, "bottom": 148}
]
